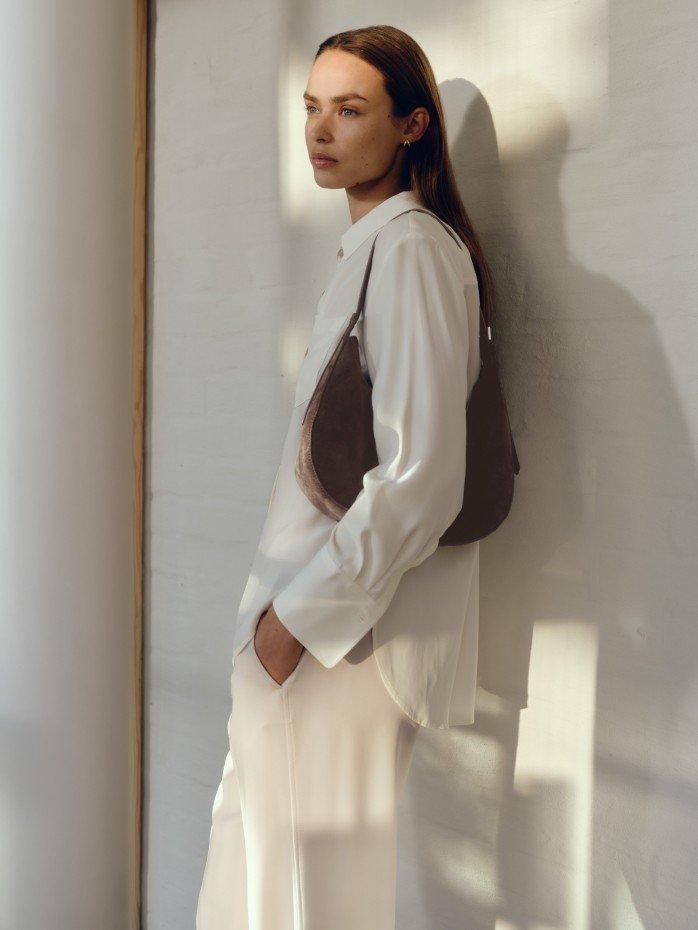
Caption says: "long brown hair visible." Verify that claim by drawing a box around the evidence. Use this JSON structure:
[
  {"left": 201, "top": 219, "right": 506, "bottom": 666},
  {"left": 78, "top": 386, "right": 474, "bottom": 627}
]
[{"left": 316, "top": 25, "right": 495, "bottom": 325}]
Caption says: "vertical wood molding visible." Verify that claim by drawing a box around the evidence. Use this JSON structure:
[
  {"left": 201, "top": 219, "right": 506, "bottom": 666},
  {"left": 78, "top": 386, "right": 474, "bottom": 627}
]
[{"left": 132, "top": 0, "right": 149, "bottom": 926}]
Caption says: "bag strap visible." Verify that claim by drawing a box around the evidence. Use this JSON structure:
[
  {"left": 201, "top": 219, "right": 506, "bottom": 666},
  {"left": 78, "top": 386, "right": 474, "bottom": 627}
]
[{"left": 345, "top": 206, "right": 491, "bottom": 347}]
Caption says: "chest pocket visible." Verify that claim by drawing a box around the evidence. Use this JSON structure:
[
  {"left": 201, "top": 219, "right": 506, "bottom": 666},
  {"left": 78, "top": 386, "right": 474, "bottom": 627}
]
[{"left": 293, "top": 312, "right": 352, "bottom": 407}]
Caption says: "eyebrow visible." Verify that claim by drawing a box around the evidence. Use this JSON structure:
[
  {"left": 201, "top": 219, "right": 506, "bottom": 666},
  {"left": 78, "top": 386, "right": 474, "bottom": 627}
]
[{"left": 302, "top": 91, "right": 369, "bottom": 103}]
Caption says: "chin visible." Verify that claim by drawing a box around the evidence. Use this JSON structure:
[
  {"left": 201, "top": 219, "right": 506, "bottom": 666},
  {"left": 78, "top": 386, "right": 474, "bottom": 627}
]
[{"left": 312, "top": 177, "right": 345, "bottom": 190}]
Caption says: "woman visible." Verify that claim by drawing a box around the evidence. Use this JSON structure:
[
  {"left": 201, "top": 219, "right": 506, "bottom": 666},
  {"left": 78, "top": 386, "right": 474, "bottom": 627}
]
[{"left": 196, "top": 24, "right": 492, "bottom": 930}]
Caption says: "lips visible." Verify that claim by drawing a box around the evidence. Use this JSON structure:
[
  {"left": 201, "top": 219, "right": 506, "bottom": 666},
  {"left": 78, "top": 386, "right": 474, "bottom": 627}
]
[{"left": 311, "top": 153, "right": 338, "bottom": 164}]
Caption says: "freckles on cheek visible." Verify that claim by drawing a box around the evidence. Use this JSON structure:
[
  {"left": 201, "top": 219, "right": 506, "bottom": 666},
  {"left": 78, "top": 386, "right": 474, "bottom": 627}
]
[{"left": 356, "top": 132, "right": 378, "bottom": 158}]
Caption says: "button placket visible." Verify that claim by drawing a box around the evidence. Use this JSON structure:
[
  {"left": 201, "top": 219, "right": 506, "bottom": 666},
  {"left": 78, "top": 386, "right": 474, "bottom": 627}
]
[{"left": 292, "top": 313, "right": 350, "bottom": 407}]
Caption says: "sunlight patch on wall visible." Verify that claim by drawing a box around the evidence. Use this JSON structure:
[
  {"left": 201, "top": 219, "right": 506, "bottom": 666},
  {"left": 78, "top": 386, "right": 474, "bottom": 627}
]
[
  {"left": 510, "top": 619, "right": 598, "bottom": 930},
  {"left": 413, "top": 1, "right": 608, "bottom": 159}
]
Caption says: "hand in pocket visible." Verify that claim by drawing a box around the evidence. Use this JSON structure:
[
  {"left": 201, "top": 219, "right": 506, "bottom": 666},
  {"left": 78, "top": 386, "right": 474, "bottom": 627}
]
[{"left": 253, "top": 605, "right": 305, "bottom": 685}]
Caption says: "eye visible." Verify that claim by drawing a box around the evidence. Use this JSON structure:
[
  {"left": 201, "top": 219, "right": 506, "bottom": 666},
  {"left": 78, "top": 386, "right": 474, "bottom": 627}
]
[{"left": 303, "top": 104, "right": 358, "bottom": 117}]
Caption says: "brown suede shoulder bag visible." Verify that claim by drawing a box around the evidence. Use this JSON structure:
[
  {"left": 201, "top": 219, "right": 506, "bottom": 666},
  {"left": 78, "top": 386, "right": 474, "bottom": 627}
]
[{"left": 295, "top": 207, "right": 520, "bottom": 545}]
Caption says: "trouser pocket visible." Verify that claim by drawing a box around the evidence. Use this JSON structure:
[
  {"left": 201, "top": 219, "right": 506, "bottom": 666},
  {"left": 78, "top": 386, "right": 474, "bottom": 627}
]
[{"left": 246, "top": 635, "right": 309, "bottom": 690}]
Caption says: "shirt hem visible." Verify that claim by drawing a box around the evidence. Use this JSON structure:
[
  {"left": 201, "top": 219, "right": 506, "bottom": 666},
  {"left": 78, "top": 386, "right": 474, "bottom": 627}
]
[{"left": 370, "top": 628, "right": 476, "bottom": 730}]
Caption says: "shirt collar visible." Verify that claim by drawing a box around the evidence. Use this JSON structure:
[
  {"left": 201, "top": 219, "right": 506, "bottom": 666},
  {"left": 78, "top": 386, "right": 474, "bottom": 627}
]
[{"left": 336, "top": 189, "right": 423, "bottom": 263}]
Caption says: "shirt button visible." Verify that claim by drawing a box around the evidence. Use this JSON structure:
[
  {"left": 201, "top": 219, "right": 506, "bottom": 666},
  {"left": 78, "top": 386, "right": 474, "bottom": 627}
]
[{"left": 337, "top": 247, "right": 343, "bottom": 261}]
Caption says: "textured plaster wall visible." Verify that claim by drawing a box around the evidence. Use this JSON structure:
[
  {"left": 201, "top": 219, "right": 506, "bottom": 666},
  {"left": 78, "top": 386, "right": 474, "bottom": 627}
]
[{"left": 146, "top": 2, "right": 698, "bottom": 927}]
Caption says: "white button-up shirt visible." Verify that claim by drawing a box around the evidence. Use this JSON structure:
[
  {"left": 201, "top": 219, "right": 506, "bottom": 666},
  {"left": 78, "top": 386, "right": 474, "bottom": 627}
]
[{"left": 231, "top": 189, "right": 481, "bottom": 728}]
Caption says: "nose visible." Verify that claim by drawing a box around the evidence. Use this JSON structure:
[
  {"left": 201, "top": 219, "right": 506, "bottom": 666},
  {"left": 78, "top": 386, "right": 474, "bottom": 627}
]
[{"left": 310, "top": 115, "right": 333, "bottom": 142}]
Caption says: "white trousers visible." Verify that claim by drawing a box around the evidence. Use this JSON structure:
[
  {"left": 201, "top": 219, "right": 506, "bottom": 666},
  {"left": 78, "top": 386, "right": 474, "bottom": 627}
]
[{"left": 196, "top": 628, "right": 420, "bottom": 930}]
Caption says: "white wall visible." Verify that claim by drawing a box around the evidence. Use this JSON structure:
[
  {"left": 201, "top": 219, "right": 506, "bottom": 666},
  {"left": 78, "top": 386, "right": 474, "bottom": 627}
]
[
  {"left": 1, "top": 2, "right": 139, "bottom": 928},
  {"left": 147, "top": 2, "right": 698, "bottom": 928}
]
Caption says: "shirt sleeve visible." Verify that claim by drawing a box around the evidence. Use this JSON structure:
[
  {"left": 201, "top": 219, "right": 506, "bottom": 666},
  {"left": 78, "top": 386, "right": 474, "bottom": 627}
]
[{"left": 272, "top": 231, "right": 470, "bottom": 667}]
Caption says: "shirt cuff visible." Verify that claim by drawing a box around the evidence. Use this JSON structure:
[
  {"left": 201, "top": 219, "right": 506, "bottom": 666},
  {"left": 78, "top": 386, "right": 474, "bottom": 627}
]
[{"left": 272, "top": 545, "right": 377, "bottom": 668}]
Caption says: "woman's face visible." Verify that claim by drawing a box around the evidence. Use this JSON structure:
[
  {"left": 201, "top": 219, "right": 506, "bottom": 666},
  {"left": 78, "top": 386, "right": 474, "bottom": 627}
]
[{"left": 303, "top": 49, "right": 424, "bottom": 194}]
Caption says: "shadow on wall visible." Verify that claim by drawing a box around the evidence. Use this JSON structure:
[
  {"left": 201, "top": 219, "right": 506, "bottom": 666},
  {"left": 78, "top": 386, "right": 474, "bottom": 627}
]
[{"left": 395, "top": 74, "right": 698, "bottom": 930}]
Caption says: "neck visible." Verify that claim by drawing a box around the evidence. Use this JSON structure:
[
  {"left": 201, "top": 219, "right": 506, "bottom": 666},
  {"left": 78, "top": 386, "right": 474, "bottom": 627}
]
[{"left": 344, "top": 183, "right": 415, "bottom": 225}]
